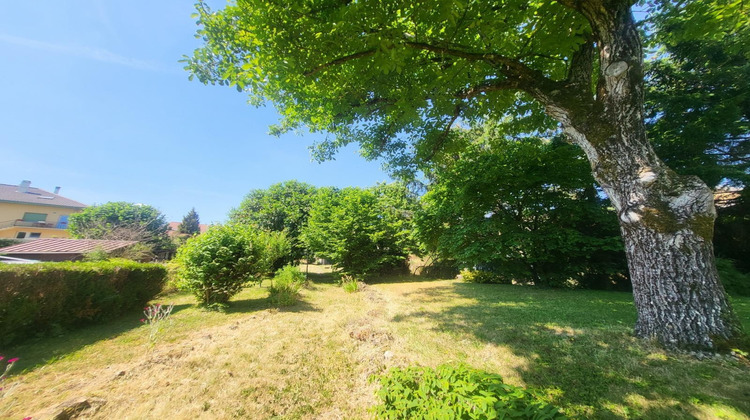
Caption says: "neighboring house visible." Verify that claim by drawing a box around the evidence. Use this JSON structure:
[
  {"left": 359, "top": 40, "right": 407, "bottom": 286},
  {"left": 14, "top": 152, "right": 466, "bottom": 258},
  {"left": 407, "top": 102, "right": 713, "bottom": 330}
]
[
  {"left": 0, "top": 238, "right": 136, "bottom": 262},
  {"left": 0, "top": 180, "right": 86, "bottom": 239},
  {"left": 166, "top": 221, "right": 209, "bottom": 238}
]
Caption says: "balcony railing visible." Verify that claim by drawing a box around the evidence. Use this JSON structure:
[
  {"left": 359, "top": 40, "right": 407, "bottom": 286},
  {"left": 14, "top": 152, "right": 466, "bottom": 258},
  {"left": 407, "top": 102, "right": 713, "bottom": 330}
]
[{"left": 0, "top": 220, "right": 67, "bottom": 230}]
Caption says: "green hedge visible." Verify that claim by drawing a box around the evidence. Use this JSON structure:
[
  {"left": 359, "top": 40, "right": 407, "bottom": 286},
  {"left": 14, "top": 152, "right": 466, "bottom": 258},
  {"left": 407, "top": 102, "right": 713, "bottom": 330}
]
[{"left": 0, "top": 259, "right": 167, "bottom": 346}]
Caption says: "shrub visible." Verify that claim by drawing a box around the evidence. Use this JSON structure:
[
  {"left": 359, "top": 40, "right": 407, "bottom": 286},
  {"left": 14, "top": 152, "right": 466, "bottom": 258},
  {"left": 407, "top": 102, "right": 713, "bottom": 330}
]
[
  {"left": 174, "top": 225, "right": 290, "bottom": 306},
  {"left": 717, "top": 258, "right": 750, "bottom": 297},
  {"left": 268, "top": 265, "right": 306, "bottom": 306},
  {"left": 460, "top": 268, "right": 512, "bottom": 285},
  {"left": 0, "top": 259, "right": 166, "bottom": 346},
  {"left": 373, "top": 364, "right": 564, "bottom": 419}
]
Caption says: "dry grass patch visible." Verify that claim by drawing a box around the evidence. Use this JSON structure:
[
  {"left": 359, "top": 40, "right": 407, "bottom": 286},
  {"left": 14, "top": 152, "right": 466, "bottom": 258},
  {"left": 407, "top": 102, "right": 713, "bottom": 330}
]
[{"left": 1, "top": 271, "right": 749, "bottom": 419}]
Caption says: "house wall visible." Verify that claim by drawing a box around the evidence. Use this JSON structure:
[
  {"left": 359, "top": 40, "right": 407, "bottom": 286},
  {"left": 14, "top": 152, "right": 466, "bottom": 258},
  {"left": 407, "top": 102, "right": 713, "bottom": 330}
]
[{"left": 0, "top": 202, "right": 83, "bottom": 239}]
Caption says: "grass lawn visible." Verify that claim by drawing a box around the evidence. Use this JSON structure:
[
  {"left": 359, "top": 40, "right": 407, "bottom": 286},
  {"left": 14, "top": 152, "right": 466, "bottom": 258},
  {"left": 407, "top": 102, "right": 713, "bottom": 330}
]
[{"left": 2, "top": 266, "right": 749, "bottom": 419}]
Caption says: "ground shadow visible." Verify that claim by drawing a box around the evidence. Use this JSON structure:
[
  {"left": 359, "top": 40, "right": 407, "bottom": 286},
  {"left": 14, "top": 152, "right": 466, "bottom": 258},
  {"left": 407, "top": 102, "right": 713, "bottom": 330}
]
[
  {"left": 2, "top": 302, "right": 190, "bottom": 376},
  {"left": 390, "top": 282, "right": 750, "bottom": 418},
  {"left": 226, "top": 295, "right": 321, "bottom": 314}
]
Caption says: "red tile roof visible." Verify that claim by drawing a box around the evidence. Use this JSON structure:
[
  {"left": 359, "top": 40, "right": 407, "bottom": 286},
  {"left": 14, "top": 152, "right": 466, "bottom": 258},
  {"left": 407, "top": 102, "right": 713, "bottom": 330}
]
[
  {"left": 0, "top": 238, "right": 136, "bottom": 255},
  {"left": 0, "top": 183, "right": 86, "bottom": 208},
  {"left": 166, "top": 222, "right": 209, "bottom": 237}
]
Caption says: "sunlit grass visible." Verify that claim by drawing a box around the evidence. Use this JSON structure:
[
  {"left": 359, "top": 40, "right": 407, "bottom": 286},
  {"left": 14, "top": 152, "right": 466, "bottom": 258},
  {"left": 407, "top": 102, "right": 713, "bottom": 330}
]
[{"left": 1, "top": 270, "right": 748, "bottom": 419}]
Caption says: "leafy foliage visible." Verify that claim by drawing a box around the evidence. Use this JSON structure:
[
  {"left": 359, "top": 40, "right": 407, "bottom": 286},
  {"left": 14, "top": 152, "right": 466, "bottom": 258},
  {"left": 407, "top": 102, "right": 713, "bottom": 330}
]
[
  {"left": 230, "top": 180, "right": 317, "bottom": 263},
  {"left": 460, "top": 268, "right": 512, "bottom": 285},
  {"left": 416, "top": 128, "right": 628, "bottom": 288},
  {"left": 644, "top": 0, "right": 749, "bottom": 189},
  {"left": 174, "top": 225, "right": 290, "bottom": 305},
  {"left": 268, "top": 265, "right": 307, "bottom": 306},
  {"left": 373, "top": 364, "right": 564, "bottom": 419},
  {"left": 302, "top": 184, "right": 416, "bottom": 277},
  {"left": 0, "top": 259, "right": 166, "bottom": 346},
  {"left": 68, "top": 202, "right": 172, "bottom": 254},
  {"left": 178, "top": 208, "right": 201, "bottom": 235},
  {"left": 184, "top": 0, "right": 584, "bottom": 174}
]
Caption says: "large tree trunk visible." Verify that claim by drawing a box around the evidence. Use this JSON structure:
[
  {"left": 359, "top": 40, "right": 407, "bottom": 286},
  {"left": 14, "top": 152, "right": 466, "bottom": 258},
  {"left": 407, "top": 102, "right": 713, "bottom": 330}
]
[{"left": 541, "top": 1, "right": 743, "bottom": 349}]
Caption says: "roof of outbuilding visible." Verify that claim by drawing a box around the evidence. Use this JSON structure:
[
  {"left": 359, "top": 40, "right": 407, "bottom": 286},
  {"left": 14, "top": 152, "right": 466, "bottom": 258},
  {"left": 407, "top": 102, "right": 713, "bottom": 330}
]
[
  {"left": 0, "top": 183, "right": 86, "bottom": 208},
  {"left": 0, "top": 238, "right": 136, "bottom": 255}
]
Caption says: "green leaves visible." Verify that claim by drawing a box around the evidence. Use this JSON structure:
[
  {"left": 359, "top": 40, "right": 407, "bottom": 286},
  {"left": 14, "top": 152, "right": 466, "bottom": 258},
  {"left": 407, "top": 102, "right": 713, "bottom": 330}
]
[
  {"left": 185, "top": 0, "right": 587, "bottom": 171},
  {"left": 174, "top": 225, "right": 290, "bottom": 305},
  {"left": 373, "top": 364, "right": 565, "bottom": 419},
  {"left": 415, "top": 126, "right": 627, "bottom": 288},
  {"left": 301, "top": 184, "right": 416, "bottom": 277}
]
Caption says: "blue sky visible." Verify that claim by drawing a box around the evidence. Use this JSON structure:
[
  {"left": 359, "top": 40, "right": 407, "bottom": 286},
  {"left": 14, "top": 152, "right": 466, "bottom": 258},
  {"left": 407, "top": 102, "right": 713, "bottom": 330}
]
[{"left": 0, "top": 1, "right": 390, "bottom": 224}]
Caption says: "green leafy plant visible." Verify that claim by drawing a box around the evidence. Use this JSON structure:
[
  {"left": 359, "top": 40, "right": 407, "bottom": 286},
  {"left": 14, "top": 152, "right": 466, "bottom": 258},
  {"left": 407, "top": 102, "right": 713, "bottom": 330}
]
[
  {"left": 174, "top": 225, "right": 290, "bottom": 306},
  {"left": 341, "top": 275, "right": 359, "bottom": 293},
  {"left": 268, "top": 265, "right": 306, "bottom": 306},
  {"left": 373, "top": 364, "right": 565, "bottom": 419}
]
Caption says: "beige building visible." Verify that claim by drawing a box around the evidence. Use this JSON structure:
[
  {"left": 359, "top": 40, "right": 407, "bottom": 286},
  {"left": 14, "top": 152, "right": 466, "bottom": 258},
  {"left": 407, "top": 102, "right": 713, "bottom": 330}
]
[{"left": 0, "top": 181, "right": 86, "bottom": 239}]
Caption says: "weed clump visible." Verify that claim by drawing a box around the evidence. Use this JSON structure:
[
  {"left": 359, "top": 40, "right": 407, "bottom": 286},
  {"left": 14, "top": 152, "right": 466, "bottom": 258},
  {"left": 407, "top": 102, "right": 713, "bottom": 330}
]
[{"left": 268, "top": 265, "right": 306, "bottom": 306}]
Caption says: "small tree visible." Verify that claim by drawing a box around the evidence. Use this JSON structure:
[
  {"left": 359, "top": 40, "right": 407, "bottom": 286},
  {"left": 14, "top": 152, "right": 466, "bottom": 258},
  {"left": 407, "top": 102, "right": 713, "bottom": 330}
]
[
  {"left": 302, "top": 184, "right": 416, "bottom": 278},
  {"left": 174, "top": 225, "right": 290, "bottom": 306},
  {"left": 229, "top": 180, "right": 317, "bottom": 262},
  {"left": 178, "top": 208, "right": 201, "bottom": 235},
  {"left": 68, "top": 202, "right": 172, "bottom": 256}
]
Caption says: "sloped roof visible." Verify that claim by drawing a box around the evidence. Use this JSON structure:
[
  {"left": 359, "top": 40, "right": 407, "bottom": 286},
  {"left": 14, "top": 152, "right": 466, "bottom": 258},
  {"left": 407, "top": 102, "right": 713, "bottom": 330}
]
[
  {"left": 0, "top": 183, "right": 86, "bottom": 208},
  {"left": 0, "top": 239, "right": 136, "bottom": 255}
]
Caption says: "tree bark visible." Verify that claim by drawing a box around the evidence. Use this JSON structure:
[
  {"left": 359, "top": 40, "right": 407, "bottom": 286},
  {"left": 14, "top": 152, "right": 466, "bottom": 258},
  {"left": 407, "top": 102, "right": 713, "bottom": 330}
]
[{"left": 538, "top": 1, "right": 743, "bottom": 349}]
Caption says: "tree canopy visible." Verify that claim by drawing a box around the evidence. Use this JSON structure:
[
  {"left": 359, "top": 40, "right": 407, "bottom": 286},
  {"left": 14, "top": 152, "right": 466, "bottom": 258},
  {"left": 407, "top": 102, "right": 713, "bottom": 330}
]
[
  {"left": 178, "top": 208, "right": 202, "bottom": 235},
  {"left": 229, "top": 180, "right": 317, "bottom": 261},
  {"left": 302, "top": 184, "right": 416, "bottom": 277},
  {"left": 416, "top": 125, "right": 627, "bottom": 288},
  {"left": 69, "top": 202, "right": 170, "bottom": 248}
]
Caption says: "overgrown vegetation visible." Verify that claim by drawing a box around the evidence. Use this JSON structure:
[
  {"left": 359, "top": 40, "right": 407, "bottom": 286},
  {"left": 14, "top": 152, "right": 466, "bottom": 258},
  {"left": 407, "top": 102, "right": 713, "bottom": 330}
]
[
  {"left": 230, "top": 180, "right": 317, "bottom": 265},
  {"left": 373, "top": 364, "right": 564, "bottom": 419},
  {"left": 302, "top": 184, "right": 416, "bottom": 278},
  {"left": 1, "top": 275, "right": 747, "bottom": 419},
  {"left": 173, "top": 224, "right": 290, "bottom": 306},
  {"left": 417, "top": 132, "right": 628, "bottom": 289},
  {"left": 268, "top": 265, "right": 306, "bottom": 306},
  {"left": 0, "top": 259, "right": 166, "bottom": 346},
  {"left": 68, "top": 201, "right": 173, "bottom": 257}
]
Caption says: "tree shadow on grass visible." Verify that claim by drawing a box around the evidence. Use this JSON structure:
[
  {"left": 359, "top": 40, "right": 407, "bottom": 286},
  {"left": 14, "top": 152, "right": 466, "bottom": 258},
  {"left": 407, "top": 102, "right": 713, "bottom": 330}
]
[
  {"left": 2, "top": 303, "right": 189, "bottom": 377},
  {"left": 226, "top": 295, "right": 321, "bottom": 314},
  {"left": 391, "top": 282, "right": 750, "bottom": 418}
]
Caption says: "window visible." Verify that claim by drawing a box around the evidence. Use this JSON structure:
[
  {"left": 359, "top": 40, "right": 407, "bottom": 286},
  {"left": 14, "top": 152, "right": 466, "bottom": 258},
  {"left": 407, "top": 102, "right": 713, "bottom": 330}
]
[
  {"left": 29, "top": 232, "right": 42, "bottom": 238},
  {"left": 16, "top": 232, "right": 26, "bottom": 239},
  {"left": 22, "top": 213, "right": 47, "bottom": 222}
]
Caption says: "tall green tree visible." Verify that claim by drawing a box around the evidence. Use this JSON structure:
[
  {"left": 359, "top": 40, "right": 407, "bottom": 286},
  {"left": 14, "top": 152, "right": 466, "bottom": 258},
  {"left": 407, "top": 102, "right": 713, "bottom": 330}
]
[
  {"left": 645, "top": 0, "right": 749, "bottom": 189},
  {"left": 185, "top": 0, "right": 743, "bottom": 348},
  {"left": 644, "top": 0, "right": 749, "bottom": 273},
  {"left": 178, "top": 208, "right": 201, "bottom": 235},
  {"left": 69, "top": 202, "right": 170, "bottom": 250},
  {"left": 229, "top": 180, "right": 317, "bottom": 261},
  {"left": 417, "top": 126, "right": 628, "bottom": 289},
  {"left": 302, "top": 184, "right": 416, "bottom": 277}
]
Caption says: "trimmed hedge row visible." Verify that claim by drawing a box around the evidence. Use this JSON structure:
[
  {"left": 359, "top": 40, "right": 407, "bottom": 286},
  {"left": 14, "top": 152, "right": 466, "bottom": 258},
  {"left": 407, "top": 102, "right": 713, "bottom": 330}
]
[{"left": 0, "top": 259, "right": 167, "bottom": 346}]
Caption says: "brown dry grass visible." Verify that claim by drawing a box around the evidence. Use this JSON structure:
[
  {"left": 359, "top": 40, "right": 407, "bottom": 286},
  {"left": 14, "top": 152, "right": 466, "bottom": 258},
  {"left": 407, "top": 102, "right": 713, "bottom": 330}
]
[{"left": 2, "top": 265, "right": 749, "bottom": 419}]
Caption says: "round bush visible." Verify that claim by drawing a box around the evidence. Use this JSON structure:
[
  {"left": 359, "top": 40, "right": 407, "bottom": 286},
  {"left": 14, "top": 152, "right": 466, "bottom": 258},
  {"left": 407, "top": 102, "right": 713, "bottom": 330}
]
[{"left": 174, "top": 225, "right": 290, "bottom": 305}]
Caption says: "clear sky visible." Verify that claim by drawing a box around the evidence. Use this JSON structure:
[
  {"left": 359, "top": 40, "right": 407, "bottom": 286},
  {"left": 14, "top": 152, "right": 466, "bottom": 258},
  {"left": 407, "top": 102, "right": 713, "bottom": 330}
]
[{"left": 0, "top": 1, "right": 391, "bottom": 224}]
